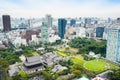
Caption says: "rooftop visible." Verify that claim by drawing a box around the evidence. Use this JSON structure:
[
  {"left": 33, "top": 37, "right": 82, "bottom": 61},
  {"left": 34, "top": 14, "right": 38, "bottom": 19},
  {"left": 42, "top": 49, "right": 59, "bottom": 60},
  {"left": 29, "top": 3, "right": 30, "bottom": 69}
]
[{"left": 24, "top": 56, "right": 43, "bottom": 66}]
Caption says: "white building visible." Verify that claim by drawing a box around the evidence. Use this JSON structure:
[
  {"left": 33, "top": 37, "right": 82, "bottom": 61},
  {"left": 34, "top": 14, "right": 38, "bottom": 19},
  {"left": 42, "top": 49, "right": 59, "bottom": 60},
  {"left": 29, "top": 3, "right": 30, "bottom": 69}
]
[
  {"left": 12, "top": 37, "right": 27, "bottom": 47},
  {"left": 46, "top": 14, "right": 52, "bottom": 27},
  {"left": 76, "top": 27, "right": 86, "bottom": 38},
  {"left": 31, "top": 34, "right": 39, "bottom": 45},
  {"left": 41, "top": 21, "right": 49, "bottom": 44},
  {"left": 49, "top": 35, "right": 60, "bottom": 43},
  {"left": 8, "top": 63, "right": 20, "bottom": 77},
  {"left": 52, "top": 64, "right": 67, "bottom": 72},
  {"left": 106, "top": 24, "right": 120, "bottom": 62}
]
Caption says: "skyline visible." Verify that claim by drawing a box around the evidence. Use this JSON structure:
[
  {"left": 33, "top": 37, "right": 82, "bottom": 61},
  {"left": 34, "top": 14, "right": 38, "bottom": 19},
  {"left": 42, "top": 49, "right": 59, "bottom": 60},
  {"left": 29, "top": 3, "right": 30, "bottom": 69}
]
[{"left": 0, "top": 0, "right": 120, "bottom": 18}]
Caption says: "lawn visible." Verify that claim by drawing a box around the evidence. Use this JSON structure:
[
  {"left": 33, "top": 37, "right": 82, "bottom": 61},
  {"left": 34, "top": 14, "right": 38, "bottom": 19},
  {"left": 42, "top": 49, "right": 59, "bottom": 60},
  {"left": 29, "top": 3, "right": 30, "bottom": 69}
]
[
  {"left": 70, "top": 55, "right": 84, "bottom": 60},
  {"left": 56, "top": 51, "right": 68, "bottom": 57},
  {"left": 71, "top": 57, "right": 85, "bottom": 65},
  {"left": 84, "top": 59, "right": 108, "bottom": 72},
  {"left": 58, "top": 47, "right": 78, "bottom": 53}
]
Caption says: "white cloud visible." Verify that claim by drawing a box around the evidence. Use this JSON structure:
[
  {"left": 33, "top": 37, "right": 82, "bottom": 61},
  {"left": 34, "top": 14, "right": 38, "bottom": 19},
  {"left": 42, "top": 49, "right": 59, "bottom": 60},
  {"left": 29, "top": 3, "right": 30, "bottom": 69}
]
[{"left": 0, "top": 0, "right": 120, "bottom": 18}]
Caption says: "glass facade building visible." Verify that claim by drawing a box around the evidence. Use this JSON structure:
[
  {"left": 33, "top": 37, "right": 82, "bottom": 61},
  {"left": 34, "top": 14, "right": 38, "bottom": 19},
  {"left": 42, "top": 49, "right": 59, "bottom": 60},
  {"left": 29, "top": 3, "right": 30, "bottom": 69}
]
[
  {"left": 58, "top": 19, "right": 67, "bottom": 39},
  {"left": 70, "top": 19, "right": 76, "bottom": 26},
  {"left": 2, "top": 15, "right": 11, "bottom": 32},
  {"left": 96, "top": 27, "right": 104, "bottom": 37}
]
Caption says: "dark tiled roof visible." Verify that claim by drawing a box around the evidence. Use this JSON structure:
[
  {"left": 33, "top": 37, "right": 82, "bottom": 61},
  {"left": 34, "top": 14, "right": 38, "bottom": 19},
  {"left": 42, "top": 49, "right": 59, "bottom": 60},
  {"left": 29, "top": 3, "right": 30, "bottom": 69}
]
[{"left": 24, "top": 56, "right": 42, "bottom": 66}]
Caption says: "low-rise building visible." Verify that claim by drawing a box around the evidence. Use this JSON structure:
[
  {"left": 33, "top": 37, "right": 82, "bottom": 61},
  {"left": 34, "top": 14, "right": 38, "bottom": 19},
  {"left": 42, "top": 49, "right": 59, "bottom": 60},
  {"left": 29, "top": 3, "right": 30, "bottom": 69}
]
[
  {"left": 8, "top": 63, "right": 20, "bottom": 77},
  {"left": 42, "top": 52, "right": 64, "bottom": 67},
  {"left": 36, "top": 47, "right": 45, "bottom": 53},
  {"left": 52, "top": 64, "right": 67, "bottom": 73},
  {"left": 22, "top": 56, "right": 45, "bottom": 73}
]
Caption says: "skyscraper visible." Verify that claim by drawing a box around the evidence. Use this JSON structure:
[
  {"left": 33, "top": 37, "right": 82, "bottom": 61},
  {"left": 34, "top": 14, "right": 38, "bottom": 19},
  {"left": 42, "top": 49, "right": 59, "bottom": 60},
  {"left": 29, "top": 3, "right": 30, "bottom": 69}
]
[
  {"left": 117, "top": 18, "right": 120, "bottom": 23},
  {"left": 2, "top": 15, "right": 11, "bottom": 32},
  {"left": 58, "top": 18, "right": 67, "bottom": 39},
  {"left": 85, "top": 18, "right": 91, "bottom": 24},
  {"left": 70, "top": 19, "right": 76, "bottom": 26},
  {"left": 41, "top": 21, "right": 49, "bottom": 44},
  {"left": 96, "top": 27, "right": 104, "bottom": 38},
  {"left": 106, "top": 24, "right": 120, "bottom": 62},
  {"left": 46, "top": 14, "right": 52, "bottom": 27},
  {"left": 28, "top": 19, "right": 33, "bottom": 28}
]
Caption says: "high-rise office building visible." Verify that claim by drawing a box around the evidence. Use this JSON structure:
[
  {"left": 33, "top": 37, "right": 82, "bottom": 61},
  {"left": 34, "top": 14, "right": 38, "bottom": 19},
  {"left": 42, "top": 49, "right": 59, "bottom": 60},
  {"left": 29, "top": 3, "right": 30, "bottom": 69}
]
[
  {"left": 46, "top": 14, "right": 52, "bottom": 27},
  {"left": 58, "top": 18, "right": 67, "bottom": 39},
  {"left": 70, "top": 19, "right": 76, "bottom": 26},
  {"left": 28, "top": 19, "right": 33, "bottom": 28},
  {"left": 96, "top": 27, "right": 104, "bottom": 38},
  {"left": 41, "top": 21, "right": 49, "bottom": 43},
  {"left": 85, "top": 18, "right": 91, "bottom": 24},
  {"left": 117, "top": 18, "right": 120, "bottom": 23},
  {"left": 106, "top": 24, "right": 120, "bottom": 62},
  {"left": 2, "top": 15, "right": 11, "bottom": 32}
]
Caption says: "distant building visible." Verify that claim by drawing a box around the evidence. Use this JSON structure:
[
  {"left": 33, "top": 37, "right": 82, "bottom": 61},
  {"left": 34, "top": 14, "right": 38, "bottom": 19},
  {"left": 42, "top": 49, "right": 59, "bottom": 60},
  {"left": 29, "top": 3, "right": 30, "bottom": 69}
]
[
  {"left": 70, "top": 19, "right": 76, "bottom": 26},
  {"left": 2, "top": 15, "right": 11, "bottom": 32},
  {"left": 86, "top": 28, "right": 95, "bottom": 38},
  {"left": 28, "top": 19, "right": 33, "bottom": 28},
  {"left": 106, "top": 24, "right": 120, "bottom": 62},
  {"left": 18, "top": 23, "right": 27, "bottom": 29},
  {"left": 49, "top": 35, "right": 60, "bottom": 43},
  {"left": 85, "top": 18, "right": 91, "bottom": 24},
  {"left": 76, "top": 27, "right": 86, "bottom": 38},
  {"left": 96, "top": 27, "right": 104, "bottom": 38},
  {"left": 22, "top": 29, "right": 40, "bottom": 44},
  {"left": 117, "top": 18, "right": 120, "bottom": 23},
  {"left": 107, "top": 18, "right": 112, "bottom": 23},
  {"left": 46, "top": 14, "right": 52, "bottom": 27},
  {"left": 58, "top": 18, "right": 67, "bottom": 39},
  {"left": 41, "top": 21, "right": 49, "bottom": 43},
  {"left": 31, "top": 34, "right": 39, "bottom": 45},
  {"left": 12, "top": 37, "right": 27, "bottom": 47}
]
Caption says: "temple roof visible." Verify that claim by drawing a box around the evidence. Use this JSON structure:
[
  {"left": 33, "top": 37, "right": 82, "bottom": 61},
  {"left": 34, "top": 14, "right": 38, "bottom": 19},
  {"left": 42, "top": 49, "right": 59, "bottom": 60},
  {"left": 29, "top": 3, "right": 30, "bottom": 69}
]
[{"left": 24, "top": 56, "right": 43, "bottom": 66}]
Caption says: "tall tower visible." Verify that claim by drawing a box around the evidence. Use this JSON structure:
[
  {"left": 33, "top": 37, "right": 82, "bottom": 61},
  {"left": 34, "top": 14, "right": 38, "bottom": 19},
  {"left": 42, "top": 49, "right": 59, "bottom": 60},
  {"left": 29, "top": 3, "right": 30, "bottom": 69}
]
[
  {"left": 58, "top": 18, "right": 67, "bottom": 39},
  {"left": 46, "top": 14, "right": 52, "bottom": 27},
  {"left": 106, "top": 24, "right": 120, "bottom": 62},
  {"left": 2, "top": 15, "right": 11, "bottom": 32},
  {"left": 41, "top": 21, "right": 49, "bottom": 44},
  {"left": 70, "top": 19, "right": 76, "bottom": 26},
  {"left": 28, "top": 19, "right": 33, "bottom": 28},
  {"left": 96, "top": 27, "right": 104, "bottom": 38}
]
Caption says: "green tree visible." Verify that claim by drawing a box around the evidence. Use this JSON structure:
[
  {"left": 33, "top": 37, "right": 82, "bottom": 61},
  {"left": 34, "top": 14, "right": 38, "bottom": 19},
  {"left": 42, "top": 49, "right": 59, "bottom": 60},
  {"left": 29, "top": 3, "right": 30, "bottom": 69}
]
[{"left": 72, "top": 70, "right": 81, "bottom": 77}]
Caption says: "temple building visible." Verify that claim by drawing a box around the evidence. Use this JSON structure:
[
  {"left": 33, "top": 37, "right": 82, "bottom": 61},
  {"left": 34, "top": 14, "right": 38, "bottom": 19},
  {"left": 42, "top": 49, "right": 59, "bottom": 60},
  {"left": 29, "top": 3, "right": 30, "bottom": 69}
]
[{"left": 22, "top": 56, "right": 45, "bottom": 73}]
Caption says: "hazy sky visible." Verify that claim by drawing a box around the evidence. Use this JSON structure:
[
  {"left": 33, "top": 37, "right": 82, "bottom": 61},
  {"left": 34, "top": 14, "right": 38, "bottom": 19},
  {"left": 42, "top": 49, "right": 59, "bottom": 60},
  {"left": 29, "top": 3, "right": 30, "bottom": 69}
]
[{"left": 0, "top": 0, "right": 120, "bottom": 18}]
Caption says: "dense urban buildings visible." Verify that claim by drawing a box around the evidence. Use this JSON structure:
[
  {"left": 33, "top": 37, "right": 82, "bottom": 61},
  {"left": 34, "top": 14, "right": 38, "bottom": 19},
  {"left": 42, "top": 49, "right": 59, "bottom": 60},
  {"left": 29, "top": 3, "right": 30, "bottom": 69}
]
[
  {"left": 1, "top": 0, "right": 120, "bottom": 79},
  {"left": 106, "top": 24, "right": 120, "bottom": 62},
  {"left": 0, "top": 14, "right": 120, "bottom": 80},
  {"left": 2, "top": 15, "right": 11, "bottom": 32}
]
